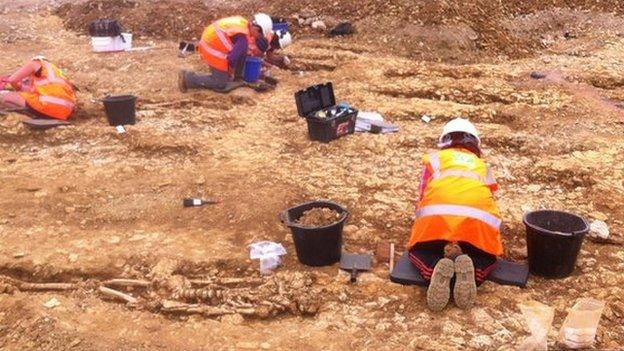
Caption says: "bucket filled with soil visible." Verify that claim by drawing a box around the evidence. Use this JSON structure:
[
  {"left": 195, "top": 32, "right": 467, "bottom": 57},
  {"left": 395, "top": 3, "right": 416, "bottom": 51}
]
[{"left": 281, "top": 200, "right": 348, "bottom": 266}]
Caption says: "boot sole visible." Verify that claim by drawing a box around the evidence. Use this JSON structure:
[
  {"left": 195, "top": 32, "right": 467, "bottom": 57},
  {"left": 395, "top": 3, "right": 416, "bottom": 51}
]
[
  {"left": 178, "top": 70, "right": 188, "bottom": 93},
  {"left": 426, "top": 258, "right": 454, "bottom": 312},
  {"left": 454, "top": 255, "right": 477, "bottom": 309}
]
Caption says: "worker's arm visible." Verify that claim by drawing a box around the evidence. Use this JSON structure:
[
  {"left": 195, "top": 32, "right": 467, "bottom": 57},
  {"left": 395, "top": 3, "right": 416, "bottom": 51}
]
[
  {"left": 227, "top": 34, "right": 248, "bottom": 75},
  {"left": 8, "top": 60, "right": 41, "bottom": 91}
]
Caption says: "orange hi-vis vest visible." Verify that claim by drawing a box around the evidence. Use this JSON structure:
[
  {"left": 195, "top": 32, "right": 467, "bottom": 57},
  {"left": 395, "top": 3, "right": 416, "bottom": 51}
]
[
  {"left": 408, "top": 148, "right": 503, "bottom": 256},
  {"left": 199, "top": 16, "right": 253, "bottom": 72},
  {"left": 20, "top": 59, "right": 76, "bottom": 120}
]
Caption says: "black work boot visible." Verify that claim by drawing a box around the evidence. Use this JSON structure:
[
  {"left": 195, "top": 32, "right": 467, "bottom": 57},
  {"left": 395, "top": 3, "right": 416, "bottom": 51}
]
[{"left": 177, "top": 70, "right": 189, "bottom": 93}]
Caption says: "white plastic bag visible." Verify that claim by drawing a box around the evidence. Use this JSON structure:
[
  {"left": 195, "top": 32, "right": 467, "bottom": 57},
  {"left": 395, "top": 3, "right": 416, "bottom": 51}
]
[
  {"left": 559, "top": 298, "right": 605, "bottom": 349},
  {"left": 249, "top": 241, "right": 287, "bottom": 274},
  {"left": 518, "top": 301, "right": 554, "bottom": 351}
]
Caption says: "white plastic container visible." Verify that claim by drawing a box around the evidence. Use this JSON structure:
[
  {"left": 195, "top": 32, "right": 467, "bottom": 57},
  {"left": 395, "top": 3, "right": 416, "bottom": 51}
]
[{"left": 91, "top": 33, "right": 132, "bottom": 52}]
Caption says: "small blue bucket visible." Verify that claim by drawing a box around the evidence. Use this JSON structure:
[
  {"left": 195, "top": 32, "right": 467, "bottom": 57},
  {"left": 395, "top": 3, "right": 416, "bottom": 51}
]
[
  {"left": 273, "top": 22, "right": 289, "bottom": 32},
  {"left": 243, "top": 57, "right": 262, "bottom": 83}
]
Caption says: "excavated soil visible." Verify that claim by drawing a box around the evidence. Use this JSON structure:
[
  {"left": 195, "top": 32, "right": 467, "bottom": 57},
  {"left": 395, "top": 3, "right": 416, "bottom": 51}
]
[
  {"left": 1, "top": 0, "right": 624, "bottom": 350},
  {"left": 54, "top": 0, "right": 624, "bottom": 62},
  {"left": 295, "top": 208, "right": 342, "bottom": 227}
]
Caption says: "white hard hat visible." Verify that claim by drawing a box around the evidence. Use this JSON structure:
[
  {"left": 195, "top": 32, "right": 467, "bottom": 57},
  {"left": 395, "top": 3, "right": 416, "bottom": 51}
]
[
  {"left": 439, "top": 117, "right": 480, "bottom": 145},
  {"left": 276, "top": 30, "right": 292, "bottom": 49},
  {"left": 31, "top": 55, "right": 47, "bottom": 61},
  {"left": 253, "top": 13, "right": 273, "bottom": 37}
]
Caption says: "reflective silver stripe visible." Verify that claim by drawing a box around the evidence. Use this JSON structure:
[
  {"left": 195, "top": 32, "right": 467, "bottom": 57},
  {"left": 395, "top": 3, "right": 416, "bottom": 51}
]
[
  {"left": 40, "top": 95, "right": 75, "bottom": 109},
  {"left": 34, "top": 62, "right": 68, "bottom": 86},
  {"left": 416, "top": 204, "right": 501, "bottom": 230},
  {"left": 485, "top": 167, "right": 496, "bottom": 185},
  {"left": 433, "top": 170, "right": 484, "bottom": 183},
  {"left": 199, "top": 40, "right": 228, "bottom": 59},
  {"left": 428, "top": 152, "right": 441, "bottom": 173},
  {"left": 215, "top": 29, "right": 233, "bottom": 51},
  {"left": 429, "top": 151, "right": 492, "bottom": 185},
  {"left": 43, "top": 62, "right": 65, "bottom": 84}
]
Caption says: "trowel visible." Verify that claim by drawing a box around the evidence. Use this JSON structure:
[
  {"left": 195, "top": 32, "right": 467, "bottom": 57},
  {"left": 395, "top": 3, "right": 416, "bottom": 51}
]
[{"left": 340, "top": 253, "right": 371, "bottom": 283}]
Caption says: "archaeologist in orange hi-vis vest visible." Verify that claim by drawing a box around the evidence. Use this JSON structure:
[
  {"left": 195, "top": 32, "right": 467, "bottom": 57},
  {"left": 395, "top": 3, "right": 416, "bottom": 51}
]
[
  {"left": 178, "top": 13, "right": 273, "bottom": 92},
  {"left": 0, "top": 56, "right": 76, "bottom": 120},
  {"left": 407, "top": 118, "right": 503, "bottom": 312}
]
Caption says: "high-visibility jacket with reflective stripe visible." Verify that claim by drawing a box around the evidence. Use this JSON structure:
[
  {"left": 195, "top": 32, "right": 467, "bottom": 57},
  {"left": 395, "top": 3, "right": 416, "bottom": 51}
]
[
  {"left": 19, "top": 59, "right": 76, "bottom": 120},
  {"left": 199, "top": 16, "right": 251, "bottom": 72},
  {"left": 408, "top": 148, "right": 503, "bottom": 256}
]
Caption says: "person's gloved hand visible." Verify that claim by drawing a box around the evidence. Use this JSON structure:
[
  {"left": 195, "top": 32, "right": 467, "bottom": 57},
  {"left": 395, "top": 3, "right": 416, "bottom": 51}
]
[
  {"left": 1, "top": 76, "right": 15, "bottom": 90},
  {"left": 282, "top": 55, "right": 291, "bottom": 67},
  {"left": 263, "top": 76, "right": 278, "bottom": 86},
  {"left": 246, "top": 81, "right": 274, "bottom": 92}
]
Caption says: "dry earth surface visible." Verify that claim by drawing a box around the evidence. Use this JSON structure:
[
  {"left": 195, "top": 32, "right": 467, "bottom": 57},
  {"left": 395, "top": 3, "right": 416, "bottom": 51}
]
[{"left": 0, "top": 0, "right": 623, "bottom": 350}]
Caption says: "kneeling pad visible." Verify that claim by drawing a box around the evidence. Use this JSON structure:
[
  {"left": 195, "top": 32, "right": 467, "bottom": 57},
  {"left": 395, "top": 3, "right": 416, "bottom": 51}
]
[
  {"left": 22, "top": 117, "right": 71, "bottom": 130},
  {"left": 390, "top": 252, "right": 529, "bottom": 288}
]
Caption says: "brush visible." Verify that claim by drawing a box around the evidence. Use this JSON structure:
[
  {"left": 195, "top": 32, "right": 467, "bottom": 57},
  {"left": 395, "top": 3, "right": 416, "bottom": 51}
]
[{"left": 183, "top": 198, "right": 219, "bottom": 207}]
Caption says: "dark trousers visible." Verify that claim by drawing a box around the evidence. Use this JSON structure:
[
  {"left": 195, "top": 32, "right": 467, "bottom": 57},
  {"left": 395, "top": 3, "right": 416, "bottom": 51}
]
[
  {"left": 409, "top": 240, "right": 497, "bottom": 285},
  {"left": 185, "top": 68, "right": 230, "bottom": 90}
]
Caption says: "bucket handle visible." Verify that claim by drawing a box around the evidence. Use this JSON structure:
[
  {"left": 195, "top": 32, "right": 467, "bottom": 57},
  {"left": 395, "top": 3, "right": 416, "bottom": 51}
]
[{"left": 279, "top": 210, "right": 289, "bottom": 225}]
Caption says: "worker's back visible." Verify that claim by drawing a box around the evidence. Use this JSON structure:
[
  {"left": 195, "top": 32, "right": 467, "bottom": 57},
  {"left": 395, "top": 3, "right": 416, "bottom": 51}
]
[{"left": 409, "top": 147, "right": 503, "bottom": 256}]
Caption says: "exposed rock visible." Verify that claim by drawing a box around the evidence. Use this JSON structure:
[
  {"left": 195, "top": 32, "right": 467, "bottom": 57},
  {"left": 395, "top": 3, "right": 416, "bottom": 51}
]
[
  {"left": 311, "top": 20, "right": 327, "bottom": 31},
  {"left": 589, "top": 220, "right": 609, "bottom": 239}
]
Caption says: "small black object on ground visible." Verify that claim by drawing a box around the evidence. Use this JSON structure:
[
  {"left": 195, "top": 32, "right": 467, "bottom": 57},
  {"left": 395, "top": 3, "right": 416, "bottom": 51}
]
[
  {"left": 523, "top": 210, "right": 588, "bottom": 278},
  {"left": 178, "top": 41, "right": 196, "bottom": 57},
  {"left": 328, "top": 22, "right": 355, "bottom": 37},
  {"left": 89, "top": 19, "right": 124, "bottom": 38},
  {"left": 294, "top": 82, "right": 357, "bottom": 143},
  {"left": 103, "top": 95, "right": 137, "bottom": 126},
  {"left": 530, "top": 71, "right": 547, "bottom": 80},
  {"left": 340, "top": 253, "right": 371, "bottom": 283},
  {"left": 280, "top": 200, "right": 348, "bottom": 266}
]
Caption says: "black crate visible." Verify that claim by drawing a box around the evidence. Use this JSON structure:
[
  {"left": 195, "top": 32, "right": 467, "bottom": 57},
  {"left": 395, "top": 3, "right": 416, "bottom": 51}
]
[{"left": 295, "top": 82, "right": 357, "bottom": 143}]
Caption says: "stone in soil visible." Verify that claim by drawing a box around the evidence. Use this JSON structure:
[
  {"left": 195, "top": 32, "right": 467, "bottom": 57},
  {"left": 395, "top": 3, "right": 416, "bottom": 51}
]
[{"left": 296, "top": 207, "right": 341, "bottom": 227}]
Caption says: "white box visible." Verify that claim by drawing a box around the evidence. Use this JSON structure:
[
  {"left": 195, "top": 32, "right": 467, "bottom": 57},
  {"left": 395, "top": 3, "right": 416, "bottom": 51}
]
[{"left": 91, "top": 33, "right": 132, "bottom": 52}]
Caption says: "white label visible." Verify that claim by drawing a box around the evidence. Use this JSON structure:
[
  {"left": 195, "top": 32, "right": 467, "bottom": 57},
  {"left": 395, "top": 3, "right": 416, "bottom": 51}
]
[
  {"left": 193, "top": 199, "right": 201, "bottom": 206},
  {"left": 116, "top": 125, "right": 126, "bottom": 134}
]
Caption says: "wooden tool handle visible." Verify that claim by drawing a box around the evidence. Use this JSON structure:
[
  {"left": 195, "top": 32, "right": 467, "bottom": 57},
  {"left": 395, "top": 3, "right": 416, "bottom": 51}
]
[{"left": 350, "top": 267, "right": 358, "bottom": 283}]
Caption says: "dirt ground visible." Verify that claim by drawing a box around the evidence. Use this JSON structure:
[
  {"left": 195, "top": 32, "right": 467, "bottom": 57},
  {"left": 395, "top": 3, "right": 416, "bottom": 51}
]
[{"left": 1, "top": 0, "right": 623, "bottom": 350}]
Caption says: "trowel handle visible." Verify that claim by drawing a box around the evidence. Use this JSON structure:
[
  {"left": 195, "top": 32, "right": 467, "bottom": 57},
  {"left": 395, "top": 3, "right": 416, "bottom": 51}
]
[{"left": 350, "top": 267, "right": 358, "bottom": 283}]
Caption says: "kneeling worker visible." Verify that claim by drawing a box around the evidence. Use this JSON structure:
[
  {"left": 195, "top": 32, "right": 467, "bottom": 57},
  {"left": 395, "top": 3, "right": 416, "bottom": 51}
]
[
  {"left": 0, "top": 56, "right": 76, "bottom": 120},
  {"left": 407, "top": 118, "right": 503, "bottom": 312},
  {"left": 178, "top": 13, "right": 273, "bottom": 92}
]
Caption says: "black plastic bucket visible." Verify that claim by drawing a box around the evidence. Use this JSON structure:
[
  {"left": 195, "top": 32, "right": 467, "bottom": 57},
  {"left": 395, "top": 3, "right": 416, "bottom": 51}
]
[
  {"left": 523, "top": 210, "right": 589, "bottom": 278},
  {"left": 103, "top": 95, "right": 137, "bottom": 126},
  {"left": 280, "top": 200, "right": 348, "bottom": 266}
]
